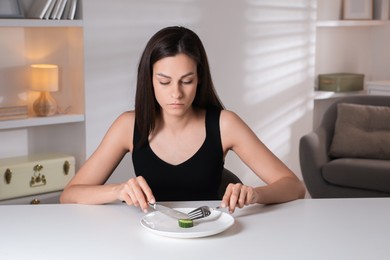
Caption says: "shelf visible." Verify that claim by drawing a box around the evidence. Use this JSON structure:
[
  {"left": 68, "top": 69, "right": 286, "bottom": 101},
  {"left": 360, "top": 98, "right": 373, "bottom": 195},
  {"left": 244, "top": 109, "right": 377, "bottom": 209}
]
[
  {"left": 0, "top": 114, "right": 85, "bottom": 130},
  {"left": 0, "top": 19, "right": 83, "bottom": 27},
  {"left": 313, "top": 90, "right": 368, "bottom": 100},
  {"left": 316, "top": 20, "right": 390, "bottom": 27}
]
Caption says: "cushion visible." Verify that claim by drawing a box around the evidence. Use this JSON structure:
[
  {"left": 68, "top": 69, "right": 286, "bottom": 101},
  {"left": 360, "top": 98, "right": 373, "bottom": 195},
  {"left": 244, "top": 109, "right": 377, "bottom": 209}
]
[
  {"left": 329, "top": 103, "right": 390, "bottom": 159},
  {"left": 322, "top": 158, "right": 390, "bottom": 193}
]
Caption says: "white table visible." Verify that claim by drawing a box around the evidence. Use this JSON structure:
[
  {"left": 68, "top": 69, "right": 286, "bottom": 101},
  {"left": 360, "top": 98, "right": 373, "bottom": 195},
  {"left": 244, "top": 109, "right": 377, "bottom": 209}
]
[{"left": 1, "top": 198, "right": 390, "bottom": 260}]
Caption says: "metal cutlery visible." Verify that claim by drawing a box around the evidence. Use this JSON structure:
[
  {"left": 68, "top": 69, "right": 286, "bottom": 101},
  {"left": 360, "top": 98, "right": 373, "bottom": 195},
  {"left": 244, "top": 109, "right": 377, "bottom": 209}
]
[
  {"left": 187, "top": 205, "right": 221, "bottom": 220},
  {"left": 148, "top": 202, "right": 189, "bottom": 220}
]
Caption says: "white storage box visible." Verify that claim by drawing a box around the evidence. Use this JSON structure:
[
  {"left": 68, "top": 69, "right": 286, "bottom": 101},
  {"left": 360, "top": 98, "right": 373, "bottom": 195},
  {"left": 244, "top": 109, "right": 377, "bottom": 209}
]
[
  {"left": 366, "top": 81, "right": 390, "bottom": 96},
  {"left": 0, "top": 153, "right": 75, "bottom": 201}
]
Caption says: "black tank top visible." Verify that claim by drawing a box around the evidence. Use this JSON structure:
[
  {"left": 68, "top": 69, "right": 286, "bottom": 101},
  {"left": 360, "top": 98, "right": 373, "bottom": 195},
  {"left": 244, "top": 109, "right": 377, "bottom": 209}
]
[{"left": 132, "top": 107, "right": 224, "bottom": 201}]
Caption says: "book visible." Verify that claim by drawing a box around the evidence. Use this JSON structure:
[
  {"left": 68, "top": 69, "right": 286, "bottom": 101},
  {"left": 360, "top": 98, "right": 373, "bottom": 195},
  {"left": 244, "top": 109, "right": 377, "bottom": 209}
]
[
  {"left": 374, "top": 0, "right": 390, "bottom": 20},
  {"left": 67, "top": 0, "right": 77, "bottom": 20},
  {"left": 27, "top": 0, "right": 53, "bottom": 19},
  {"left": 55, "top": 0, "right": 68, "bottom": 19},
  {"left": 62, "top": 0, "right": 72, "bottom": 19},
  {"left": 50, "top": 0, "right": 63, "bottom": 19},
  {"left": 0, "top": 105, "right": 28, "bottom": 121},
  {"left": 366, "top": 81, "right": 390, "bottom": 95},
  {"left": 43, "top": 0, "right": 57, "bottom": 19},
  {"left": 0, "top": 114, "right": 28, "bottom": 121}
]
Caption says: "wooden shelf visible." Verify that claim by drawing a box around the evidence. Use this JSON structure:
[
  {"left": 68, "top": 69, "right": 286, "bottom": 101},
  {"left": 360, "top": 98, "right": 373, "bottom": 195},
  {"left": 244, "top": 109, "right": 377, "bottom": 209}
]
[
  {"left": 316, "top": 20, "right": 390, "bottom": 27},
  {"left": 0, "top": 114, "right": 84, "bottom": 130},
  {"left": 0, "top": 19, "right": 83, "bottom": 27}
]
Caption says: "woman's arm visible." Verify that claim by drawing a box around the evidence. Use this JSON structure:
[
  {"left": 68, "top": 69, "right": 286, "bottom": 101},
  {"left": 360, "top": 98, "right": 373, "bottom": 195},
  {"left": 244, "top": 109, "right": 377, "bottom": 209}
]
[
  {"left": 60, "top": 112, "right": 155, "bottom": 209},
  {"left": 219, "top": 110, "right": 305, "bottom": 212}
]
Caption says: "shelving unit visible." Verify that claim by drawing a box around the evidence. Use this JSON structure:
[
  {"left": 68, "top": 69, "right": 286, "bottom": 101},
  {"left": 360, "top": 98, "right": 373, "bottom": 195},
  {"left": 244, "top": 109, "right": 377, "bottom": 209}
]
[
  {"left": 0, "top": 0, "right": 85, "bottom": 205},
  {"left": 317, "top": 20, "right": 390, "bottom": 27},
  {"left": 0, "top": 114, "right": 84, "bottom": 130},
  {"left": 0, "top": 19, "right": 83, "bottom": 27},
  {"left": 0, "top": 0, "right": 86, "bottom": 200},
  {"left": 315, "top": 16, "right": 390, "bottom": 90}
]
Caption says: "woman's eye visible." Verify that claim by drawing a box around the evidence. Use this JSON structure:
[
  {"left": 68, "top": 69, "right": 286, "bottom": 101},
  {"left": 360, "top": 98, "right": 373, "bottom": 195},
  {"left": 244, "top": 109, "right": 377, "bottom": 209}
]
[
  {"left": 182, "top": 80, "right": 193, "bottom": 85},
  {"left": 159, "top": 81, "right": 170, "bottom": 85}
]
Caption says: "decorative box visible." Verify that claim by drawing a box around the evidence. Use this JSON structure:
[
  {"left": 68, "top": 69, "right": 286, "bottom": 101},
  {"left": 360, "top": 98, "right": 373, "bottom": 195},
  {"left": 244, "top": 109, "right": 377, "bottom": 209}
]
[
  {"left": 0, "top": 153, "right": 75, "bottom": 201},
  {"left": 318, "top": 73, "right": 364, "bottom": 92}
]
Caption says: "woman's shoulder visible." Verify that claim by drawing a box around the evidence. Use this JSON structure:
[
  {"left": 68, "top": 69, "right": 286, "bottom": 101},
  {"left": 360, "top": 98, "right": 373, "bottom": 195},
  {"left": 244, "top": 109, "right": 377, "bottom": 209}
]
[
  {"left": 111, "top": 110, "right": 135, "bottom": 131},
  {"left": 116, "top": 110, "right": 135, "bottom": 121},
  {"left": 118, "top": 110, "right": 135, "bottom": 119},
  {"left": 220, "top": 109, "right": 244, "bottom": 124},
  {"left": 106, "top": 111, "right": 136, "bottom": 151},
  {"left": 219, "top": 109, "right": 257, "bottom": 151},
  {"left": 219, "top": 109, "right": 251, "bottom": 135}
]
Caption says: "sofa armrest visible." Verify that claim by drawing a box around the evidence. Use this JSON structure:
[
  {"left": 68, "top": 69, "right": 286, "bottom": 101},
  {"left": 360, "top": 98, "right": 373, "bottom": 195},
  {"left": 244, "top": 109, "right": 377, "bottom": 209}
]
[{"left": 299, "top": 127, "right": 331, "bottom": 197}]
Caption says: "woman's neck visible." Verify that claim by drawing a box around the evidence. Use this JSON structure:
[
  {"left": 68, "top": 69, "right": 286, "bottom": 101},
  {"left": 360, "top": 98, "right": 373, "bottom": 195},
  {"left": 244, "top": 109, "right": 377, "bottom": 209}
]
[{"left": 151, "top": 107, "right": 205, "bottom": 138}]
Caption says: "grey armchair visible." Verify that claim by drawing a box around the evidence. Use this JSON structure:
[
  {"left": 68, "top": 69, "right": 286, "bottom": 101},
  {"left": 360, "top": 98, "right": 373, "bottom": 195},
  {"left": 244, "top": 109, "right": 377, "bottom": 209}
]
[
  {"left": 299, "top": 95, "right": 390, "bottom": 198},
  {"left": 218, "top": 168, "right": 242, "bottom": 199}
]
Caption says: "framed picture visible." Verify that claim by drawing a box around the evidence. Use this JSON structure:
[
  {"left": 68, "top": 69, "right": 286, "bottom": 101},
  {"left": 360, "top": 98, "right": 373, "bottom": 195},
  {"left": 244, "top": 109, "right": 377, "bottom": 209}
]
[
  {"left": 343, "top": 0, "right": 373, "bottom": 20},
  {"left": 0, "top": 0, "right": 23, "bottom": 18}
]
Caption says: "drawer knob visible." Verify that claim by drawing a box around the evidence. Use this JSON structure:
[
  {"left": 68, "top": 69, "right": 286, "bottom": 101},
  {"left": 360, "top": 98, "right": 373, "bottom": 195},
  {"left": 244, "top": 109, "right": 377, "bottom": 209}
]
[
  {"left": 63, "top": 160, "right": 70, "bottom": 175},
  {"left": 33, "top": 164, "right": 43, "bottom": 172},
  {"left": 4, "top": 168, "right": 12, "bottom": 184},
  {"left": 30, "top": 199, "right": 41, "bottom": 205},
  {"left": 30, "top": 164, "right": 47, "bottom": 187}
]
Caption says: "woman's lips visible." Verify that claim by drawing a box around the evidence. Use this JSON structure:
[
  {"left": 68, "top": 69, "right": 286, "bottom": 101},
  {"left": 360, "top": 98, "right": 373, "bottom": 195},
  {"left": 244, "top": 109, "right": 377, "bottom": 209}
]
[{"left": 168, "top": 103, "right": 184, "bottom": 108}]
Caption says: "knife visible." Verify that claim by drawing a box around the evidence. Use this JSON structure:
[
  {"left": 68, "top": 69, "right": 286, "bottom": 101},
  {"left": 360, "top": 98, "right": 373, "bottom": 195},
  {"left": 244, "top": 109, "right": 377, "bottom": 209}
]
[{"left": 148, "top": 203, "right": 189, "bottom": 220}]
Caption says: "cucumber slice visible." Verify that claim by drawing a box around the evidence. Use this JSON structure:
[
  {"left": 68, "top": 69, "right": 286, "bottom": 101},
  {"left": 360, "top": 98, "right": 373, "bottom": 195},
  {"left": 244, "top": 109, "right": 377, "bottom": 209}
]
[{"left": 178, "top": 219, "right": 194, "bottom": 228}]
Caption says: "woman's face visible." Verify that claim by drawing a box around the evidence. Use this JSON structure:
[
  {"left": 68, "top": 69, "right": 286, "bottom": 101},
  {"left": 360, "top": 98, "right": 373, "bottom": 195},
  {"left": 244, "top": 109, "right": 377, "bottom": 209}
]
[{"left": 152, "top": 53, "right": 198, "bottom": 117}]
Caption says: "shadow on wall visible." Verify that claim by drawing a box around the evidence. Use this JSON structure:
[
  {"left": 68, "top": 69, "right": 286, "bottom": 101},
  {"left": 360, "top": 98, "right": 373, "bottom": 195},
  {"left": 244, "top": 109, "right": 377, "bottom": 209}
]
[{"left": 236, "top": 0, "right": 316, "bottom": 183}]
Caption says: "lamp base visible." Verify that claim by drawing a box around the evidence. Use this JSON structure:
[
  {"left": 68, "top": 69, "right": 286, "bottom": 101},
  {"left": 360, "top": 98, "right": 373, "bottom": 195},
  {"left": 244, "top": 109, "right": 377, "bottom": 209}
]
[{"left": 33, "top": 92, "right": 57, "bottom": 117}]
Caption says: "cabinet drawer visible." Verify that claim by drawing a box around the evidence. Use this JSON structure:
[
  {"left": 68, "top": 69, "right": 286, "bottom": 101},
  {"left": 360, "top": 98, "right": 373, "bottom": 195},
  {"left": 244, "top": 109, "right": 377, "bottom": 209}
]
[
  {"left": 0, "top": 191, "right": 61, "bottom": 205},
  {"left": 0, "top": 153, "right": 75, "bottom": 201}
]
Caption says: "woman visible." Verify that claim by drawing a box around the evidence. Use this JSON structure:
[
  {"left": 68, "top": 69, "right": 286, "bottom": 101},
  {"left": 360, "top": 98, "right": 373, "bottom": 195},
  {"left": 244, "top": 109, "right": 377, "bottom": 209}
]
[{"left": 60, "top": 26, "right": 305, "bottom": 213}]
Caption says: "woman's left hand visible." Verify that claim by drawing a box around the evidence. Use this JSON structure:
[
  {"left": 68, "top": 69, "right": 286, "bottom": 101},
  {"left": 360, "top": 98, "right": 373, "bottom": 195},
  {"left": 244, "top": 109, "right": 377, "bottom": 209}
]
[{"left": 221, "top": 183, "right": 259, "bottom": 213}]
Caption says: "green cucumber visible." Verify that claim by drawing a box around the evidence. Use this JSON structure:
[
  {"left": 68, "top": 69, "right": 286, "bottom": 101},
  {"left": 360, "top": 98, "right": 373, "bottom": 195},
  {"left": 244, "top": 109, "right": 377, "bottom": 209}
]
[{"left": 178, "top": 219, "right": 193, "bottom": 228}]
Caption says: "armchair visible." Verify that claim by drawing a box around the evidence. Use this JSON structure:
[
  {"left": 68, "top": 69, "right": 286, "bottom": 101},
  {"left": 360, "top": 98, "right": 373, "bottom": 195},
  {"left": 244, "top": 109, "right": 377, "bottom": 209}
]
[
  {"left": 218, "top": 168, "right": 242, "bottom": 199},
  {"left": 299, "top": 95, "right": 390, "bottom": 198}
]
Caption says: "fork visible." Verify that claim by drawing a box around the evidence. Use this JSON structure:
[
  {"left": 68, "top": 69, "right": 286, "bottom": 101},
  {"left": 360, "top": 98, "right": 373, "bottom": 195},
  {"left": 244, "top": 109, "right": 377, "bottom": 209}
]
[{"left": 187, "top": 206, "right": 221, "bottom": 220}]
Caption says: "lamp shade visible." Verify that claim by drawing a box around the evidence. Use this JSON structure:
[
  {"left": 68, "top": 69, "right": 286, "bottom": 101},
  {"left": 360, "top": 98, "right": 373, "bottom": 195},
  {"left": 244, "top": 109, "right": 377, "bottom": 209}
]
[{"left": 30, "top": 64, "right": 59, "bottom": 92}]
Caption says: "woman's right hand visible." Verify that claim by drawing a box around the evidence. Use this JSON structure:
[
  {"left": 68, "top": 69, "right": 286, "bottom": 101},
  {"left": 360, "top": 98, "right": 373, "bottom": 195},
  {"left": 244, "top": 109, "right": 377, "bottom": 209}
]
[{"left": 117, "top": 176, "right": 155, "bottom": 213}]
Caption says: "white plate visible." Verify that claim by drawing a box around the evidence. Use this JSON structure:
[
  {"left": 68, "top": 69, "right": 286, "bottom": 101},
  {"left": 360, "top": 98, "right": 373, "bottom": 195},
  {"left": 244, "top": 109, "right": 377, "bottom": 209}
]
[{"left": 140, "top": 207, "right": 234, "bottom": 238}]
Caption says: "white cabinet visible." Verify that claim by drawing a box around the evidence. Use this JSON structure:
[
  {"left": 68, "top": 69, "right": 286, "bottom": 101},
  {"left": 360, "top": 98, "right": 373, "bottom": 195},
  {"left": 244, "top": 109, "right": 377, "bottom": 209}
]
[
  {"left": 0, "top": 191, "right": 61, "bottom": 205},
  {"left": 0, "top": 0, "right": 85, "bottom": 203}
]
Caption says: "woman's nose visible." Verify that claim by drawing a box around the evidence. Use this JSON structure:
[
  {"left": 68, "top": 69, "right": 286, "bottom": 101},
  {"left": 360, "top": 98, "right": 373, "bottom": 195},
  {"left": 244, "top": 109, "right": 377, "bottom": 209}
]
[{"left": 171, "top": 84, "right": 183, "bottom": 98}]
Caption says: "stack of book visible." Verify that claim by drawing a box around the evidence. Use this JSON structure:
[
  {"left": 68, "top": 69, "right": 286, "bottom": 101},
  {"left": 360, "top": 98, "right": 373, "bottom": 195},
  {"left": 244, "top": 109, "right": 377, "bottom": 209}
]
[
  {"left": 27, "top": 0, "right": 78, "bottom": 20},
  {"left": 366, "top": 81, "right": 390, "bottom": 96},
  {"left": 0, "top": 105, "right": 28, "bottom": 121}
]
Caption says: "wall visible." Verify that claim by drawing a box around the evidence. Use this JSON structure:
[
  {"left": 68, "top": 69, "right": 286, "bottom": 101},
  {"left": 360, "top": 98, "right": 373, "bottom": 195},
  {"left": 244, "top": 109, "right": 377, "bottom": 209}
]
[
  {"left": 371, "top": 23, "right": 390, "bottom": 80},
  {"left": 82, "top": 0, "right": 316, "bottom": 186}
]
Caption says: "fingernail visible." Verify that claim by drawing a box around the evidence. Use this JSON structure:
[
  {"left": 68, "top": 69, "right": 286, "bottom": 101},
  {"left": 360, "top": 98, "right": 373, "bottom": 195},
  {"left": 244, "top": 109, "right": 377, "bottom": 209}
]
[
  {"left": 143, "top": 208, "right": 148, "bottom": 213},
  {"left": 221, "top": 203, "right": 226, "bottom": 208}
]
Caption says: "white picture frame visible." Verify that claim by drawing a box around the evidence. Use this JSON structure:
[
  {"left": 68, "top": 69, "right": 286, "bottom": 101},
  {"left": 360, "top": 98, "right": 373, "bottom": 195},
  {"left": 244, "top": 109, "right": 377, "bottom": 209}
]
[
  {"left": 343, "top": 0, "right": 373, "bottom": 20},
  {"left": 0, "top": 0, "right": 23, "bottom": 18}
]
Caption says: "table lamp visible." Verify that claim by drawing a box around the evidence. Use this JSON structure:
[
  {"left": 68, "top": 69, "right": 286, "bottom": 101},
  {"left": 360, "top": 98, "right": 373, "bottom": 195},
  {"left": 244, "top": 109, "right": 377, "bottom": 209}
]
[{"left": 30, "top": 64, "right": 59, "bottom": 116}]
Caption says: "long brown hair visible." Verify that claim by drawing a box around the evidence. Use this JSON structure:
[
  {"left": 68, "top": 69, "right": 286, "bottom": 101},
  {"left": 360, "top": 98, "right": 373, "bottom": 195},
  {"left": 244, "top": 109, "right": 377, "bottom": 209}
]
[{"left": 134, "top": 26, "right": 224, "bottom": 148}]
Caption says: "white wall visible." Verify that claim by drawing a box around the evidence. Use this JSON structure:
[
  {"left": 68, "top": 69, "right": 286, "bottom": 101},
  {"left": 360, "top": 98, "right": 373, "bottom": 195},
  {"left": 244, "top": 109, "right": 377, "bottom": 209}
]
[
  {"left": 83, "top": 0, "right": 316, "bottom": 185},
  {"left": 371, "top": 23, "right": 390, "bottom": 80}
]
